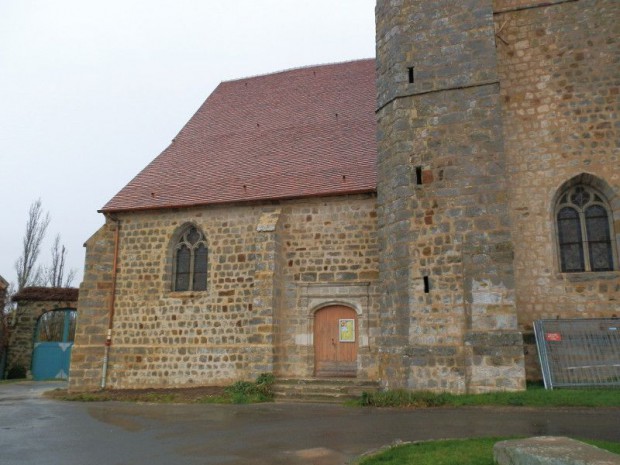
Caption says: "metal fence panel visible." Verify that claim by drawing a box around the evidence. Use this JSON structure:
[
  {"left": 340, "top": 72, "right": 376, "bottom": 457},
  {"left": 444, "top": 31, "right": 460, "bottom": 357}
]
[{"left": 534, "top": 318, "right": 620, "bottom": 389}]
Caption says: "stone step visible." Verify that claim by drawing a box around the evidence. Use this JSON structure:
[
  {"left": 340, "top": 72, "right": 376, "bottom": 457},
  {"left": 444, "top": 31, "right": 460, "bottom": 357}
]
[
  {"left": 276, "top": 378, "right": 380, "bottom": 387},
  {"left": 273, "top": 378, "right": 380, "bottom": 403}
]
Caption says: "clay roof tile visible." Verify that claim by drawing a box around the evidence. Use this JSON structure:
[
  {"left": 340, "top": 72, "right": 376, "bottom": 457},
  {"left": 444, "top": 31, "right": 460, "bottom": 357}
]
[{"left": 101, "top": 59, "right": 377, "bottom": 212}]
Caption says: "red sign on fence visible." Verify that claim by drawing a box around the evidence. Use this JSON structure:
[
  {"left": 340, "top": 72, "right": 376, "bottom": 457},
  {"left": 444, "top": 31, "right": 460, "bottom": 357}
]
[{"left": 545, "top": 332, "right": 562, "bottom": 342}]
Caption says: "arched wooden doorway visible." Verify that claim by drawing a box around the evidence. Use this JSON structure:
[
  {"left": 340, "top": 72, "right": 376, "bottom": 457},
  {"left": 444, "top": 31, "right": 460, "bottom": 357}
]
[{"left": 314, "top": 305, "right": 358, "bottom": 378}]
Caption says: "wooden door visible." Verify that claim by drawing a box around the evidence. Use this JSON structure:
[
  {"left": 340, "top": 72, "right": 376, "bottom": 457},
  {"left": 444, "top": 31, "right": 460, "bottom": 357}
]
[{"left": 314, "top": 305, "right": 357, "bottom": 378}]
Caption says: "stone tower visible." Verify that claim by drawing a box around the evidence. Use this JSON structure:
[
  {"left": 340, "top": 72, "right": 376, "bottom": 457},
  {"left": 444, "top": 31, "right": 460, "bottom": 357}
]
[{"left": 375, "top": 0, "right": 525, "bottom": 393}]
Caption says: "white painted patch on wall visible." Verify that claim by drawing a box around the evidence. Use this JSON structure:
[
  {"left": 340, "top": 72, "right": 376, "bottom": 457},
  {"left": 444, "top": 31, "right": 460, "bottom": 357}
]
[
  {"left": 295, "top": 333, "right": 312, "bottom": 346},
  {"left": 471, "top": 279, "right": 513, "bottom": 305}
]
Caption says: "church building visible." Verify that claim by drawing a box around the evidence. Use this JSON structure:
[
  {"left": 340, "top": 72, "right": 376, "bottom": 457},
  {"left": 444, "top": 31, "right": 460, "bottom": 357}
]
[{"left": 69, "top": 0, "right": 619, "bottom": 393}]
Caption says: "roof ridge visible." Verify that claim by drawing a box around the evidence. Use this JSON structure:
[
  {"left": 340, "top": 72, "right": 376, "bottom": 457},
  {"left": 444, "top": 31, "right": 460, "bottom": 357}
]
[{"left": 220, "top": 57, "right": 375, "bottom": 85}]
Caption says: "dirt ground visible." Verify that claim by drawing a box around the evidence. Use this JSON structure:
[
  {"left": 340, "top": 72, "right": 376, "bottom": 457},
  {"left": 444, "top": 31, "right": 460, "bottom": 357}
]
[{"left": 44, "top": 385, "right": 227, "bottom": 403}]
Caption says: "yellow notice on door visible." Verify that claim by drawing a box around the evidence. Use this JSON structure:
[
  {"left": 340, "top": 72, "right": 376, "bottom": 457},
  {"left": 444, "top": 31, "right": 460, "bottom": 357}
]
[{"left": 339, "top": 319, "right": 355, "bottom": 342}]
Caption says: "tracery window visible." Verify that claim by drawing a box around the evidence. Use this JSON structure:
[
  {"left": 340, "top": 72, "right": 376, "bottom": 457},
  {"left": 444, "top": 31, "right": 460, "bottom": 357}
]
[
  {"left": 556, "top": 185, "right": 615, "bottom": 273},
  {"left": 173, "top": 225, "right": 208, "bottom": 291}
]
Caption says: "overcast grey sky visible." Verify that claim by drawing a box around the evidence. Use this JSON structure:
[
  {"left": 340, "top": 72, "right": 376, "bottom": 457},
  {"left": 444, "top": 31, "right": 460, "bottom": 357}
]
[{"left": 0, "top": 0, "right": 376, "bottom": 288}]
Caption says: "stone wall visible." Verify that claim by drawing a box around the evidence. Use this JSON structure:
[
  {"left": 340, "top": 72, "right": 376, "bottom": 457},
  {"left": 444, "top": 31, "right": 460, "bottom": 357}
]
[
  {"left": 495, "top": 0, "right": 620, "bottom": 378},
  {"left": 70, "top": 222, "right": 117, "bottom": 389},
  {"left": 69, "top": 194, "right": 379, "bottom": 391},
  {"left": 376, "top": 0, "right": 525, "bottom": 393},
  {"left": 277, "top": 197, "right": 380, "bottom": 379}
]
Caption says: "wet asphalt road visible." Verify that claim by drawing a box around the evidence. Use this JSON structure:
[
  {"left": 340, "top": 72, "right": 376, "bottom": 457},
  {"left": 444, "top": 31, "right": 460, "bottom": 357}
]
[{"left": 0, "top": 381, "right": 619, "bottom": 465}]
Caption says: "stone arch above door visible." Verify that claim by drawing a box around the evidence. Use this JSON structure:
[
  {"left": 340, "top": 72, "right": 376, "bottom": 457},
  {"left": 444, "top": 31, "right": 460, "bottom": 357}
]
[{"left": 299, "top": 282, "right": 371, "bottom": 349}]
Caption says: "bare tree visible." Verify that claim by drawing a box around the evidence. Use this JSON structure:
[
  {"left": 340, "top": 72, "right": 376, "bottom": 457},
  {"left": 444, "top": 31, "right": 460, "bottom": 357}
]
[
  {"left": 1, "top": 281, "right": 15, "bottom": 375},
  {"left": 15, "top": 199, "right": 50, "bottom": 290},
  {"left": 45, "top": 234, "right": 76, "bottom": 287},
  {"left": 1, "top": 282, "right": 14, "bottom": 315},
  {"left": 2, "top": 201, "right": 76, "bottom": 378}
]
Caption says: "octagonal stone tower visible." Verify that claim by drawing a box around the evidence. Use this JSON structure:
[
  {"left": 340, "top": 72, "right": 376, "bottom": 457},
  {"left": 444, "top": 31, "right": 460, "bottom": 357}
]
[{"left": 375, "top": 0, "right": 526, "bottom": 393}]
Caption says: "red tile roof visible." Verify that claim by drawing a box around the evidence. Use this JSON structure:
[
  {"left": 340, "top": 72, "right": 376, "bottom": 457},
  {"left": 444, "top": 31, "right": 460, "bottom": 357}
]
[{"left": 102, "top": 59, "right": 377, "bottom": 212}]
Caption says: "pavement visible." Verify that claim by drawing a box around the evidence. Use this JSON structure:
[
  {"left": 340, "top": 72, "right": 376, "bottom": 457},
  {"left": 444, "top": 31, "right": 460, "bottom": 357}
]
[{"left": 0, "top": 381, "right": 618, "bottom": 465}]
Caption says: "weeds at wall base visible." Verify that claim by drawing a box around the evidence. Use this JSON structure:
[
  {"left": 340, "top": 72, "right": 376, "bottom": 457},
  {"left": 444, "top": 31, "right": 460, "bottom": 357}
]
[
  {"left": 44, "top": 373, "right": 276, "bottom": 405},
  {"left": 357, "top": 386, "right": 620, "bottom": 408}
]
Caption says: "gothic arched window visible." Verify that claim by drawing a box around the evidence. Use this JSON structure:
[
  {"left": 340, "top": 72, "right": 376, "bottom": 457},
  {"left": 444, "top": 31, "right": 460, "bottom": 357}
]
[
  {"left": 556, "top": 185, "right": 616, "bottom": 273},
  {"left": 173, "top": 225, "right": 208, "bottom": 291}
]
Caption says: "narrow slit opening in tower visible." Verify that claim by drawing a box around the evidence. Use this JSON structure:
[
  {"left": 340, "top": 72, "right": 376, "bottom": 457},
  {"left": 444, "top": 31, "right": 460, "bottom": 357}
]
[
  {"left": 416, "top": 166, "right": 423, "bottom": 185},
  {"left": 408, "top": 67, "right": 414, "bottom": 84}
]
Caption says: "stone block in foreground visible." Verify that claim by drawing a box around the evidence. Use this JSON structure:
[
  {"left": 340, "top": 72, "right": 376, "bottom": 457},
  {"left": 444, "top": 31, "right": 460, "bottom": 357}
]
[{"left": 494, "top": 436, "right": 620, "bottom": 465}]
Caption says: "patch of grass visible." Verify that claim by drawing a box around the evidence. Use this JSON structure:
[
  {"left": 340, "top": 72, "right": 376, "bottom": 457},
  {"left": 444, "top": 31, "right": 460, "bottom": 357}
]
[
  {"left": 582, "top": 439, "right": 620, "bottom": 455},
  {"left": 224, "top": 372, "right": 275, "bottom": 404},
  {"left": 143, "top": 392, "right": 178, "bottom": 403},
  {"left": 356, "top": 437, "right": 620, "bottom": 465},
  {"left": 445, "top": 385, "right": 620, "bottom": 408},
  {"left": 48, "top": 388, "right": 243, "bottom": 404},
  {"left": 47, "top": 390, "right": 113, "bottom": 402},
  {"left": 359, "top": 385, "right": 620, "bottom": 408},
  {"left": 45, "top": 373, "right": 276, "bottom": 405},
  {"left": 359, "top": 390, "right": 450, "bottom": 408},
  {"left": 357, "top": 437, "right": 505, "bottom": 465},
  {"left": 194, "top": 394, "right": 231, "bottom": 404},
  {"left": 72, "top": 392, "right": 113, "bottom": 402}
]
